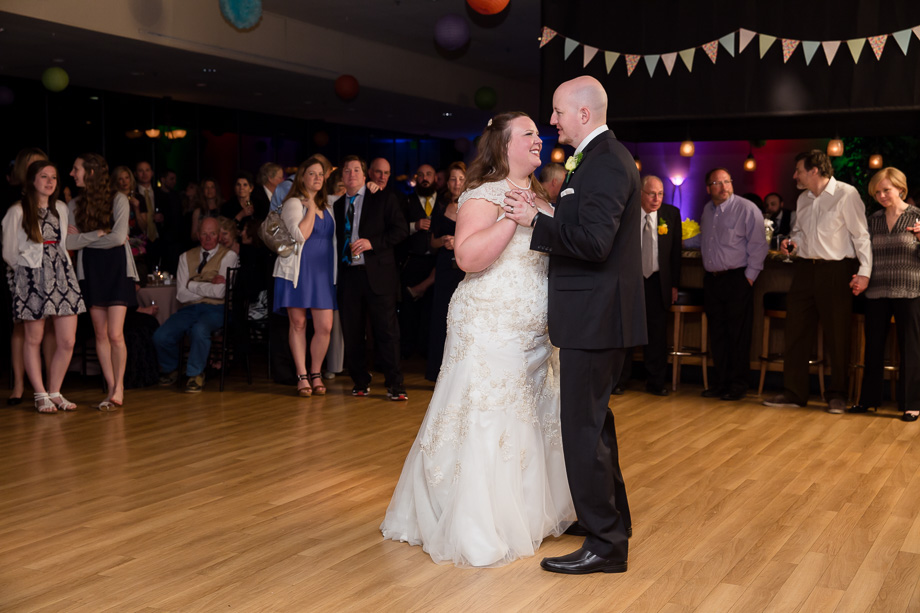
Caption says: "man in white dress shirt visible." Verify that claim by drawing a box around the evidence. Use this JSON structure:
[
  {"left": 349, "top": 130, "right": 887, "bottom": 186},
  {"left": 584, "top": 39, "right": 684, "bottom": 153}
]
[
  {"left": 763, "top": 149, "right": 871, "bottom": 413},
  {"left": 153, "top": 217, "right": 239, "bottom": 393}
]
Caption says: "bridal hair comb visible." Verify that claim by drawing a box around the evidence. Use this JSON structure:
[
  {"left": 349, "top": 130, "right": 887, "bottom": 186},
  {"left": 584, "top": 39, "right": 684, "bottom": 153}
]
[{"left": 487, "top": 118, "right": 493, "bottom": 127}]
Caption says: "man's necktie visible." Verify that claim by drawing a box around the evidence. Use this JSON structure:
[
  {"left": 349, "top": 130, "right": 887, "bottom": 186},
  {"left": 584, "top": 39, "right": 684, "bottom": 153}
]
[
  {"left": 642, "top": 214, "right": 655, "bottom": 279},
  {"left": 144, "top": 188, "right": 158, "bottom": 241},
  {"left": 424, "top": 196, "right": 433, "bottom": 218},
  {"left": 197, "top": 249, "right": 209, "bottom": 274},
  {"left": 341, "top": 194, "right": 358, "bottom": 264}
]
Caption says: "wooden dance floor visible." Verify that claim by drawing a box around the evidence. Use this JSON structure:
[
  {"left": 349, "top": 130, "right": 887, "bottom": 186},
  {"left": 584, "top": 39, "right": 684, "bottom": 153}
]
[{"left": 2, "top": 364, "right": 920, "bottom": 612}]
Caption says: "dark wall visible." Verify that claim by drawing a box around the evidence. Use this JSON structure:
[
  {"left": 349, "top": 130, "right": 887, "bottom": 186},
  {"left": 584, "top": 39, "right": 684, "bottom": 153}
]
[{"left": 541, "top": 0, "right": 920, "bottom": 141}]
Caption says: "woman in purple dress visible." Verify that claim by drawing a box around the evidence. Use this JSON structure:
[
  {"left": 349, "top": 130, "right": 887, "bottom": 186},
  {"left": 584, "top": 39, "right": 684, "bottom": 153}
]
[{"left": 272, "top": 157, "right": 337, "bottom": 397}]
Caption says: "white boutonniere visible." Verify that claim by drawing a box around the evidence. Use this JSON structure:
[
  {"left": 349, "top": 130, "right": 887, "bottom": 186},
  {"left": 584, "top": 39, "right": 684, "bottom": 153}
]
[{"left": 564, "top": 152, "right": 583, "bottom": 174}]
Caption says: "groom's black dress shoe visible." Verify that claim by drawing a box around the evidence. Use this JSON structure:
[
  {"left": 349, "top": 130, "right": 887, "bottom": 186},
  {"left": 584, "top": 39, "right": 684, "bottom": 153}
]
[
  {"left": 564, "top": 521, "right": 631, "bottom": 538},
  {"left": 541, "top": 548, "right": 627, "bottom": 574},
  {"left": 700, "top": 388, "right": 724, "bottom": 398}
]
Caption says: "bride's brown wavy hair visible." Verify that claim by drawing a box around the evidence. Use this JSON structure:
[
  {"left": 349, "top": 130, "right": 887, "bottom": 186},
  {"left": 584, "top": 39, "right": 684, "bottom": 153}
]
[
  {"left": 463, "top": 111, "right": 549, "bottom": 202},
  {"left": 74, "top": 153, "right": 114, "bottom": 232}
]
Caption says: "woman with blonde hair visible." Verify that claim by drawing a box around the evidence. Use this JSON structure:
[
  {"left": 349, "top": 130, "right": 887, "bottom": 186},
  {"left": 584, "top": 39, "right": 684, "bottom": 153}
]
[
  {"left": 3, "top": 161, "right": 85, "bottom": 413},
  {"left": 849, "top": 167, "right": 920, "bottom": 421},
  {"left": 272, "top": 157, "right": 337, "bottom": 397},
  {"left": 68, "top": 153, "right": 139, "bottom": 410}
]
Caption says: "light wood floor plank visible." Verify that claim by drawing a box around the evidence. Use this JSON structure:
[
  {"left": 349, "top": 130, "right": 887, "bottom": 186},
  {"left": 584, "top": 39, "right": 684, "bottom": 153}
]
[{"left": 2, "top": 364, "right": 920, "bottom": 612}]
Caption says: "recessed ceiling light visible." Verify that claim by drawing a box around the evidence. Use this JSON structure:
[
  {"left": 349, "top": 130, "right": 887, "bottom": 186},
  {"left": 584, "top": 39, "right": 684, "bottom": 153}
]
[
  {"left": 202, "top": 68, "right": 217, "bottom": 73},
  {"left": 53, "top": 58, "right": 64, "bottom": 63},
  {"left": 196, "top": 82, "right": 207, "bottom": 87},
  {"left": 89, "top": 96, "right": 99, "bottom": 101},
  {"left": 442, "top": 112, "right": 453, "bottom": 117}
]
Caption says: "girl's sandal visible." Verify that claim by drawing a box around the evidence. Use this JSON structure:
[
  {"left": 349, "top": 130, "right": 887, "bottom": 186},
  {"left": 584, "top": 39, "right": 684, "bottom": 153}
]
[
  {"left": 309, "top": 373, "right": 326, "bottom": 395},
  {"left": 297, "top": 374, "right": 313, "bottom": 397},
  {"left": 34, "top": 393, "right": 57, "bottom": 414},
  {"left": 48, "top": 393, "right": 77, "bottom": 411}
]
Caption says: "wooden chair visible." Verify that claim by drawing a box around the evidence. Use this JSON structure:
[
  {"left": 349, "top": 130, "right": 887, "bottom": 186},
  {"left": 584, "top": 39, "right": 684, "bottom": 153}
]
[{"left": 669, "top": 289, "right": 708, "bottom": 391}]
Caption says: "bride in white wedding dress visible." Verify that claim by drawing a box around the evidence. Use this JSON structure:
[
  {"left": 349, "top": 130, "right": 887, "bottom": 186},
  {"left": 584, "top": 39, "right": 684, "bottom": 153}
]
[{"left": 380, "top": 112, "right": 574, "bottom": 567}]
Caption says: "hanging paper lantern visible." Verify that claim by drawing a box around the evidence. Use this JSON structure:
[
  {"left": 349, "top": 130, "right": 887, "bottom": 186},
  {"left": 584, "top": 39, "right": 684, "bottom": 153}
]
[
  {"left": 125, "top": 129, "right": 143, "bottom": 139},
  {"left": 743, "top": 154, "right": 757, "bottom": 172},
  {"left": 474, "top": 86, "right": 497, "bottom": 110},
  {"left": 0, "top": 86, "right": 13, "bottom": 105},
  {"left": 679, "top": 140, "right": 695, "bottom": 157},
  {"left": 634, "top": 155, "right": 642, "bottom": 171},
  {"left": 454, "top": 138, "right": 471, "bottom": 154},
  {"left": 219, "top": 0, "right": 262, "bottom": 30},
  {"left": 827, "top": 139, "right": 844, "bottom": 157},
  {"left": 434, "top": 14, "right": 470, "bottom": 51},
  {"left": 313, "top": 131, "right": 329, "bottom": 147},
  {"left": 41, "top": 67, "right": 69, "bottom": 92},
  {"left": 869, "top": 154, "right": 883, "bottom": 169},
  {"left": 334, "top": 75, "right": 360, "bottom": 101},
  {"left": 550, "top": 147, "right": 565, "bottom": 163},
  {"left": 467, "top": 0, "right": 510, "bottom": 15}
]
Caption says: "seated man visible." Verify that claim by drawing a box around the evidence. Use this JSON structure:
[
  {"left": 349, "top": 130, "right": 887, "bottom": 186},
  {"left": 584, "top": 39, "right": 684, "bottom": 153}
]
[{"left": 153, "top": 217, "right": 239, "bottom": 392}]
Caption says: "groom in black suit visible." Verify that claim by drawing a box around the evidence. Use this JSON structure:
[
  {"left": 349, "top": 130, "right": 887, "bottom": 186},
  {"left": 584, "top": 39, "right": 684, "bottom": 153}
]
[{"left": 505, "top": 75, "right": 646, "bottom": 574}]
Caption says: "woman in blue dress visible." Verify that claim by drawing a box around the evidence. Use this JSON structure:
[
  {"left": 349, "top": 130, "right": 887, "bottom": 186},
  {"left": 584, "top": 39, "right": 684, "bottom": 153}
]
[{"left": 273, "top": 157, "right": 337, "bottom": 396}]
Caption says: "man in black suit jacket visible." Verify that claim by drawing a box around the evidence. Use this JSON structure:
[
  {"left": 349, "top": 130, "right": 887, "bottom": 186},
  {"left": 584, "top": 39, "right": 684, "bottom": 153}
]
[
  {"left": 505, "top": 76, "right": 645, "bottom": 574},
  {"left": 764, "top": 192, "right": 792, "bottom": 249},
  {"left": 136, "top": 160, "right": 182, "bottom": 274},
  {"left": 334, "top": 156, "right": 409, "bottom": 400},
  {"left": 615, "top": 176, "right": 681, "bottom": 396}
]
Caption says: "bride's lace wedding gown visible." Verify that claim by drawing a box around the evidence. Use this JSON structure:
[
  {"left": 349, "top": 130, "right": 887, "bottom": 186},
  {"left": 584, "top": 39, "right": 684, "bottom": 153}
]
[{"left": 380, "top": 180, "right": 574, "bottom": 567}]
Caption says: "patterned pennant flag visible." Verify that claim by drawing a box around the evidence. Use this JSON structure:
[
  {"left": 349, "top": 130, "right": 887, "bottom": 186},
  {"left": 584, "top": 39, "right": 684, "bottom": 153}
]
[
  {"left": 539, "top": 27, "right": 557, "bottom": 48},
  {"left": 644, "top": 54, "right": 660, "bottom": 77},
  {"left": 892, "top": 28, "right": 912, "bottom": 55},
  {"left": 719, "top": 32, "right": 735, "bottom": 57},
  {"left": 563, "top": 38, "right": 579, "bottom": 60},
  {"left": 661, "top": 52, "right": 677, "bottom": 75},
  {"left": 739, "top": 28, "right": 756, "bottom": 53},
  {"left": 868, "top": 34, "right": 887, "bottom": 60},
  {"left": 625, "top": 54, "right": 641, "bottom": 76},
  {"left": 847, "top": 37, "right": 866, "bottom": 63},
  {"left": 679, "top": 48, "right": 696, "bottom": 72},
  {"left": 781, "top": 39, "right": 800, "bottom": 63},
  {"left": 583, "top": 45, "right": 598, "bottom": 67},
  {"left": 802, "top": 41, "right": 820, "bottom": 65},
  {"left": 604, "top": 51, "right": 620, "bottom": 74},
  {"left": 914, "top": 25, "right": 920, "bottom": 40},
  {"left": 759, "top": 34, "right": 776, "bottom": 58},
  {"left": 702, "top": 40, "right": 719, "bottom": 63},
  {"left": 822, "top": 40, "right": 840, "bottom": 65}
]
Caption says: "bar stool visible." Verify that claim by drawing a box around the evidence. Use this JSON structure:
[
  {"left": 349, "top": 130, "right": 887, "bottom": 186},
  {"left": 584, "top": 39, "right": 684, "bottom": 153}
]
[
  {"left": 669, "top": 289, "right": 708, "bottom": 391},
  {"left": 757, "top": 292, "right": 825, "bottom": 399}
]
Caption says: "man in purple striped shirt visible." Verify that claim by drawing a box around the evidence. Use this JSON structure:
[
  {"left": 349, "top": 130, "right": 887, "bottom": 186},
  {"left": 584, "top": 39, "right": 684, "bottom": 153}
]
[{"left": 699, "top": 168, "right": 769, "bottom": 401}]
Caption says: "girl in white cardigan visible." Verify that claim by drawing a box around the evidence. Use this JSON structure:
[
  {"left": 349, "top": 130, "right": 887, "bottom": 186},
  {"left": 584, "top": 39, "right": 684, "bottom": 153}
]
[{"left": 1, "top": 161, "right": 86, "bottom": 413}]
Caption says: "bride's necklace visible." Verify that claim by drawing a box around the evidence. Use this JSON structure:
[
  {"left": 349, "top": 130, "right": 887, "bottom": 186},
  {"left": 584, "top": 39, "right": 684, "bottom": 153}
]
[{"left": 506, "top": 177, "right": 531, "bottom": 191}]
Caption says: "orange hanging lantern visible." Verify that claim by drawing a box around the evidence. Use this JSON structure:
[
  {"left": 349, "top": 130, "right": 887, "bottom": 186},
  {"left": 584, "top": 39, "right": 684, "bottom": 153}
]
[{"left": 467, "top": 0, "right": 510, "bottom": 15}]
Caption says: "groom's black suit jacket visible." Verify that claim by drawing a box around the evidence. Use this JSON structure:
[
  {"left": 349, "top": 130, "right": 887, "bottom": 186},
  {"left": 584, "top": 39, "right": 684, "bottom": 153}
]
[{"left": 531, "top": 129, "right": 647, "bottom": 349}]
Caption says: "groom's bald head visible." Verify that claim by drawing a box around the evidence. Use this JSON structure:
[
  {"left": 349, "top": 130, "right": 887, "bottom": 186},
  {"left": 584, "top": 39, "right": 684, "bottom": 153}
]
[{"left": 551, "top": 76, "right": 608, "bottom": 147}]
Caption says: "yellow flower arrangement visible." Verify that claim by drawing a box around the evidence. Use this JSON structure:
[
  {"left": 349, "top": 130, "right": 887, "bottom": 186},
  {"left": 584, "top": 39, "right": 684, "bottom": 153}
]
[{"left": 681, "top": 218, "right": 701, "bottom": 240}]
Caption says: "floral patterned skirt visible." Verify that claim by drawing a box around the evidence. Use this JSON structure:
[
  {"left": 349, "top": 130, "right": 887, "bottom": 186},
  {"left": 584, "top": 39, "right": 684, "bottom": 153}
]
[{"left": 9, "top": 245, "right": 86, "bottom": 321}]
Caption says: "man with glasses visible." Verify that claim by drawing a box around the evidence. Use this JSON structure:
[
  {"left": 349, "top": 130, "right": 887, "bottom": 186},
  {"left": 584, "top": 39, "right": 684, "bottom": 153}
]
[
  {"left": 615, "top": 175, "right": 681, "bottom": 396},
  {"left": 700, "top": 168, "right": 768, "bottom": 401}
]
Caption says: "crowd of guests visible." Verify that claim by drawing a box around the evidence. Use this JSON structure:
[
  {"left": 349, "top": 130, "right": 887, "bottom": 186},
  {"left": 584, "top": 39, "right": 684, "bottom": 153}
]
[
  {"left": 1, "top": 146, "right": 472, "bottom": 410},
  {"left": 3, "top": 144, "right": 919, "bottom": 422}
]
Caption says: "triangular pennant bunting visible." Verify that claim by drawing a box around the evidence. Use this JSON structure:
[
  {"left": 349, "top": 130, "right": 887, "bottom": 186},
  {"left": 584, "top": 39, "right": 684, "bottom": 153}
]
[
  {"left": 822, "top": 40, "right": 840, "bottom": 65},
  {"left": 759, "top": 34, "right": 776, "bottom": 58},
  {"left": 781, "top": 39, "right": 800, "bottom": 63},
  {"left": 661, "top": 52, "right": 677, "bottom": 75},
  {"left": 802, "top": 41, "right": 820, "bottom": 65},
  {"left": 739, "top": 28, "right": 756, "bottom": 53},
  {"left": 539, "top": 27, "right": 557, "bottom": 48},
  {"left": 702, "top": 40, "right": 719, "bottom": 63},
  {"left": 719, "top": 32, "right": 735, "bottom": 57},
  {"left": 868, "top": 34, "right": 887, "bottom": 60},
  {"left": 893, "top": 29, "right": 912, "bottom": 55},
  {"left": 644, "top": 54, "right": 660, "bottom": 77},
  {"left": 604, "top": 51, "right": 620, "bottom": 74},
  {"left": 679, "top": 48, "right": 695, "bottom": 72},
  {"left": 914, "top": 25, "right": 920, "bottom": 40},
  {"left": 583, "top": 45, "right": 598, "bottom": 67},
  {"left": 563, "top": 38, "right": 579, "bottom": 60},
  {"left": 625, "top": 54, "right": 641, "bottom": 76},
  {"left": 847, "top": 37, "right": 866, "bottom": 63}
]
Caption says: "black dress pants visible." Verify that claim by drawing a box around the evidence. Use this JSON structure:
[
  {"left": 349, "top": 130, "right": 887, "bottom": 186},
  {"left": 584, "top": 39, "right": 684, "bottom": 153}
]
[
  {"left": 560, "top": 347, "right": 630, "bottom": 561},
  {"left": 861, "top": 296, "right": 920, "bottom": 411},
  {"left": 704, "top": 268, "right": 753, "bottom": 394},
  {"left": 338, "top": 266, "right": 403, "bottom": 390}
]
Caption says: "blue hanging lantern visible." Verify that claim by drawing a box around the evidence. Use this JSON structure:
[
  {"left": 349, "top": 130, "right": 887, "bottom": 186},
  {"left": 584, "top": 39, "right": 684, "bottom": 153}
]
[{"left": 220, "top": 0, "right": 262, "bottom": 30}]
